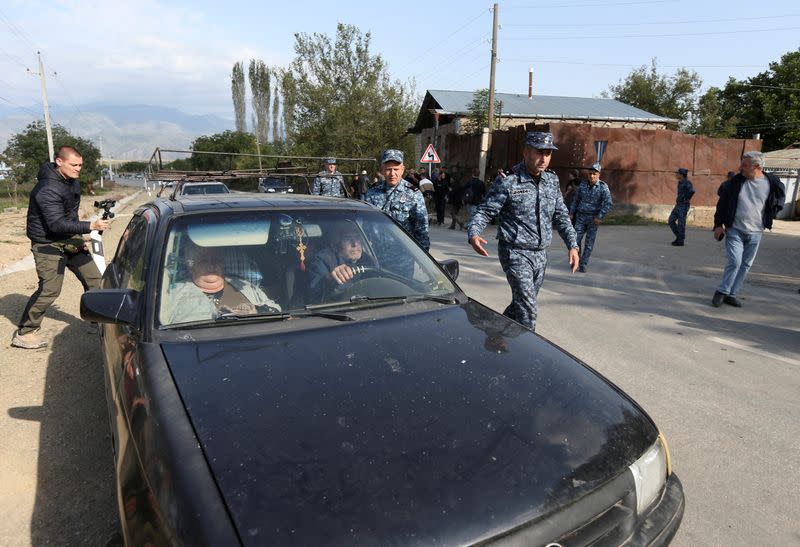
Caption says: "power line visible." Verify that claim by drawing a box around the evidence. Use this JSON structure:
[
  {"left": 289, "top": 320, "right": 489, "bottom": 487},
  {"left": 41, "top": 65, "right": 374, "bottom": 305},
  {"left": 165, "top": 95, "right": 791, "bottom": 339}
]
[
  {"left": 504, "top": 25, "right": 800, "bottom": 40},
  {"left": 504, "top": 13, "right": 800, "bottom": 28},
  {"left": 392, "top": 7, "right": 489, "bottom": 75},
  {"left": 506, "top": 0, "right": 677, "bottom": 8},
  {"left": 0, "top": 7, "right": 39, "bottom": 52},
  {"left": 0, "top": 94, "right": 42, "bottom": 117},
  {"left": 502, "top": 58, "right": 768, "bottom": 69},
  {"left": 737, "top": 83, "right": 800, "bottom": 92}
]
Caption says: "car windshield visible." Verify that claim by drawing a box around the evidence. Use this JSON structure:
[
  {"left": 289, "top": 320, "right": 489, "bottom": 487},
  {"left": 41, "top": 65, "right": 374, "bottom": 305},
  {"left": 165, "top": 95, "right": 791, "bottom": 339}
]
[
  {"left": 157, "top": 209, "right": 457, "bottom": 327},
  {"left": 261, "top": 178, "right": 286, "bottom": 187},
  {"left": 182, "top": 184, "right": 229, "bottom": 195}
]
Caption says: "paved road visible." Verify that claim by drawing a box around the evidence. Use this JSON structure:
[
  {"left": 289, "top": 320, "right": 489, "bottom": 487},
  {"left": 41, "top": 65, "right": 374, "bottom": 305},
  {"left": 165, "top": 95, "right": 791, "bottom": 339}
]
[
  {"left": 2, "top": 193, "right": 798, "bottom": 545},
  {"left": 430, "top": 221, "right": 800, "bottom": 546}
]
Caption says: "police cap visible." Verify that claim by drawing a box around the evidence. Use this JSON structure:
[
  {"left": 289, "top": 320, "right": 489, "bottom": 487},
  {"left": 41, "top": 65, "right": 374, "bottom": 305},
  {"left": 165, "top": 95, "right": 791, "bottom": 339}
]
[
  {"left": 524, "top": 131, "right": 558, "bottom": 150},
  {"left": 381, "top": 149, "right": 404, "bottom": 164}
]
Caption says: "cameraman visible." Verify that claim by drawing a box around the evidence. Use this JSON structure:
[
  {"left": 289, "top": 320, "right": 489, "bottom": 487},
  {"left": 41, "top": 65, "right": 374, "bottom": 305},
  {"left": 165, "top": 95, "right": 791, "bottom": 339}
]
[{"left": 12, "top": 146, "right": 112, "bottom": 349}]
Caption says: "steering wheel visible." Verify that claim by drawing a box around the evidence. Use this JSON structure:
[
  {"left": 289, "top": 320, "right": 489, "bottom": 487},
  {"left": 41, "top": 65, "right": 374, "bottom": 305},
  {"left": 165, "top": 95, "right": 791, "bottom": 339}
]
[{"left": 328, "top": 265, "right": 427, "bottom": 298}]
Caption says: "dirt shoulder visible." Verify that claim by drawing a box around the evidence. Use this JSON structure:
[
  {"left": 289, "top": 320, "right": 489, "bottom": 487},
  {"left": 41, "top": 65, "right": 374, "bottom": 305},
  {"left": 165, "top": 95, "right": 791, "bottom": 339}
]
[{"left": 0, "top": 188, "right": 151, "bottom": 546}]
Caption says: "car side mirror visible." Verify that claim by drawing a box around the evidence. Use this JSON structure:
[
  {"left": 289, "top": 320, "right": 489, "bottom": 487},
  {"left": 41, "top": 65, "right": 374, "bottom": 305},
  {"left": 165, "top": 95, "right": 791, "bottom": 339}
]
[
  {"left": 438, "top": 259, "right": 459, "bottom": 281},
  {"left": 81, "top": 289, "right": 139, "bottom": 325}
]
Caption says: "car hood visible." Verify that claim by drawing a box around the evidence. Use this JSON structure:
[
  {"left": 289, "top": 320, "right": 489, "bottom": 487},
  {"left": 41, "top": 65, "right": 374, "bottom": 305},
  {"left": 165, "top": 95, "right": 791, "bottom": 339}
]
[{"left": 162, "top": 301, "right": 657, "bottom": 546}]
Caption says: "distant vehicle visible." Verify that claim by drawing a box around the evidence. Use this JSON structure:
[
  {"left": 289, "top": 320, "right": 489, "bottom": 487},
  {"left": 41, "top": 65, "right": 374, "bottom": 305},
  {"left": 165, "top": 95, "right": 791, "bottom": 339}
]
[
  {"left": 179, "top": 181, "right": 231, "bottom": 196},
  {"left": 258, "top": 176, "right": 294, "bottom": 194}
]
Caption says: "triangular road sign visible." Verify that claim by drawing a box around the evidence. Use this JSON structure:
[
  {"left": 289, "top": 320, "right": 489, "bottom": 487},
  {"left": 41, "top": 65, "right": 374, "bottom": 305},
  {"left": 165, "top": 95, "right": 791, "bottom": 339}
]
[{"left": 419, "top": 144, "right": 441, "bottom": 164}]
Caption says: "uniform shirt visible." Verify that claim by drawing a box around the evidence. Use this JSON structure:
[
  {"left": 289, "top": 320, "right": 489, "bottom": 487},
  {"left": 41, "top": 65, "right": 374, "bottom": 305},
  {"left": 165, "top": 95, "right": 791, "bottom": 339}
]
[
  {"left": 675, "top": 178, "right": 695, "bottom": 205},
  {"left": 569, "top": 180, "right": 613, "bottom": 218},
  {"left": 312, "top": 171, "right": 346, "bottom": 197},
  {"left": 467, "top": 162, "right": 577, "bottom": 251},
  {"left": 365, "top": 180, "right": 430, "bottom": 249}
]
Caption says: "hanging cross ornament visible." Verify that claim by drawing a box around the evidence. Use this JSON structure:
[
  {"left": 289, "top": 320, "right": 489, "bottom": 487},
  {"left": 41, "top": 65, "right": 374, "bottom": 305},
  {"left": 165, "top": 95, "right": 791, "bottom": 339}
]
[{"left": 294, "top": 223, "right": 307, "bottom": 271}]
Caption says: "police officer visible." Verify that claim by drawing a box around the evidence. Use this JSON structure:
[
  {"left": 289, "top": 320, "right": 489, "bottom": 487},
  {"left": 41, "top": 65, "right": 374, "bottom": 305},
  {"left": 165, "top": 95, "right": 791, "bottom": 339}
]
[
  {"left": 365, "top": 149, "right": 430, "bottom": 276},
  {"left": 467, "top": 131, "right": 579, "bottom": 331},
  {"left": 570, "top": 162, "right": 613, "bottom": 272},
  {"left": 312, "top": 157, "right": 346, "bottom": 197},
  {"left": 668, "top": 167, "right": 695, "bottom": 246}
]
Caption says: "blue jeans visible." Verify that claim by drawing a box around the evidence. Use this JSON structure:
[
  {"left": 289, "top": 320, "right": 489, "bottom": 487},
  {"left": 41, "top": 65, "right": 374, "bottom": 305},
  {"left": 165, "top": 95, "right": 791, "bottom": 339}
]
[{"left": 718, "top": 227, "right": 762, "bottom": 296}]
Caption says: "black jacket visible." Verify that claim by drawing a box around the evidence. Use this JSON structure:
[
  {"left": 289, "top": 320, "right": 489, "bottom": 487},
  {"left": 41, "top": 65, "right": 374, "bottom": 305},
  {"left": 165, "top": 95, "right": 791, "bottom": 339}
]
[
  {"left": 26, "top": 161, "right": 91, "bottom": 244},
  {"left": 713, "top": 172, "right": 785, "bottom": 230}
]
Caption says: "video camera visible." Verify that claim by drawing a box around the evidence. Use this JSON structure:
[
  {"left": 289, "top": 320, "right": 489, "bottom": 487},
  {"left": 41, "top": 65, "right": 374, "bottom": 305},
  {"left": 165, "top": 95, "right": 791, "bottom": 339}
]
[{"left": 94, "top": 199, "right": 116, "bottom": 220}]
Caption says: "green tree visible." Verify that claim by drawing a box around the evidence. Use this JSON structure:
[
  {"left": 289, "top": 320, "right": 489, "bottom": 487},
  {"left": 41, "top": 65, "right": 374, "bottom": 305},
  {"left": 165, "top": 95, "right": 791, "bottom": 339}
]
[
  {"left": 692, "top": 87, "right": 738, "bottom": 138},
  {"left": 284, "top": 23, "right": 417, "bottom": 164},
  {"left": 2, "top": 121, "right": 100, "bottom": 205},
  {"left": 705, "top": 49, "right": 800, "bottom": 151},
  {"left": 249, "top": 60, "right": 271, "bottom": 145},
  {"left": 189, "top": 130, "right": 275, "bottom": 171},
  {"left": 232, "top": 61, "right": 247, "bottom": 133},
  {"left": 605, "top": 59, "right": 702, "bottom": 130},
  {"left": 119, "top": 160, "right": 148, "bottom": 172},
  {"left": 463, "top": 89, "right": 504, "bottom": 135}
]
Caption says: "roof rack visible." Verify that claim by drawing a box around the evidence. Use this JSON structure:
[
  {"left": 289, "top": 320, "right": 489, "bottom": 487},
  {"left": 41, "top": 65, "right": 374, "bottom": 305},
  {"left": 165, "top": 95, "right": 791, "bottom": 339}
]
[{"left": 145, "top": 147, "right": 377, "bottom": 199}]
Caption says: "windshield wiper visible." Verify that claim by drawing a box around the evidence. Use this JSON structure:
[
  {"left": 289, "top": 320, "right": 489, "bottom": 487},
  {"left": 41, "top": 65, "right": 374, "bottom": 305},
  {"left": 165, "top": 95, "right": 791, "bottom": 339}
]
[
  {"left": 304, "top": 293, "right": 458, "bottom": 312},
  {"left": 217, "top": 310, "right": 354, "bottom": 322}
]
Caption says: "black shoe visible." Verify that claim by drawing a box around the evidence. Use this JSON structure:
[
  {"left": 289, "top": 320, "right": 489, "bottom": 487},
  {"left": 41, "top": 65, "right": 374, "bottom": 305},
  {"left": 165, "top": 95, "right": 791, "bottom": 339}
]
[
  {"left": 578, "top": 265, "right": 586, "bottom": 273},
  {"left": 671, "top": 241, "right": 684, "bottom": 246},
  {"left": 711, "top": 291, "right": 725, "bottom": 307},
  {"left": 723, "top": 295, "right": 742, "bottom": 307}
]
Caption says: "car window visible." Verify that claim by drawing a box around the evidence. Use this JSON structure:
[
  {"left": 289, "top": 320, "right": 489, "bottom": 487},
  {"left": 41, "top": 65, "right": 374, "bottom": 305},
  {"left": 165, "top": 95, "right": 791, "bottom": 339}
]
[
  {"left": 156, "top": 210, "right": 457, "bottom": 327},
  {"left": 114, "top": 213, "right": 150, "bottom": 291},
  {"left": 182, "top": 184, "right": 229, "bottom": 195}
]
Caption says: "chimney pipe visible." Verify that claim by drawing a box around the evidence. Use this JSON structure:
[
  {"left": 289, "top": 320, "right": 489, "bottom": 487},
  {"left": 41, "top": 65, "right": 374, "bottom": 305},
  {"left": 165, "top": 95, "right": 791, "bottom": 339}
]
[{"left": 528, "top": 67, "right": 533, "bottom": 99}]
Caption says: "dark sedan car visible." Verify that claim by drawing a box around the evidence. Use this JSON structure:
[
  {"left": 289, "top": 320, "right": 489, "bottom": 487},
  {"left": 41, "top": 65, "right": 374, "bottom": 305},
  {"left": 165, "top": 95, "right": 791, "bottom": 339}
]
[
  {"left": 82, "top": 193, "right": 684, "bottom": 546},
  {"left": 258, "top": 176, "right": 294, "bottom": 194}
]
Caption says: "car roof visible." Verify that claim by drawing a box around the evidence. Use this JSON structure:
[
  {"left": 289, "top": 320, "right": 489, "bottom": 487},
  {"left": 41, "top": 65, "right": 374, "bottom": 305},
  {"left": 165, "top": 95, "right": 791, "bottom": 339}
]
[{"left": 155, "top": 193, "right": 373, "bottom": 214}]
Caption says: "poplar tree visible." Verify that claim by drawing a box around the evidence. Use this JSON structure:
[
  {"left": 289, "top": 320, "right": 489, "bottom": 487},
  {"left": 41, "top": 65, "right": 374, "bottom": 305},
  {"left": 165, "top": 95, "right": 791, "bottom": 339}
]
[{"left": 231, "top": 61, "right": 247, "bottom": 133}]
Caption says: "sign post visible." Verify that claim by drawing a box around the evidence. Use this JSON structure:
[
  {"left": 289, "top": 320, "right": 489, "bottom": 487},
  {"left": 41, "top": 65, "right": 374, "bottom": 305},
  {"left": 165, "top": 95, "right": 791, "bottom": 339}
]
[
  {"left": 594, "top": 140, "right": 608, "bottom": 164},
  {"left": 420, "top": 144, "right": 441, "bottom": 166}
]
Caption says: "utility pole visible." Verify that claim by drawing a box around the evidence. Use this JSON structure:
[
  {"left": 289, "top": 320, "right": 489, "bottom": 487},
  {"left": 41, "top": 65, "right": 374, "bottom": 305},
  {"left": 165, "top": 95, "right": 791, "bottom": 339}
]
[
  {"left": 28, "top": 52, "right": 55, "bottom": 162},
  {"left": 480, "top": 3, "right": 499, "bottom": 182},
  {"left": 486, "top": 3, "right": 499, "bottom": 142}
]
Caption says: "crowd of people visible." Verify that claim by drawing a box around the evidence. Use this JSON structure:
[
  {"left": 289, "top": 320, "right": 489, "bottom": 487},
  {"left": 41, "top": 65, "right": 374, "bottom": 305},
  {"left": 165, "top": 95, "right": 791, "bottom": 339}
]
[{"left": 12, "top": 136, "right": 786, "bottom": 348}]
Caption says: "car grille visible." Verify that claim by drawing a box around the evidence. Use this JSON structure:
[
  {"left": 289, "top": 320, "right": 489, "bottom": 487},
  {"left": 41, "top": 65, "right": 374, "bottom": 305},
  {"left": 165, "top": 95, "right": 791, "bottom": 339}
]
[{"left": 484, "top": 470, "right": 641, "bottom": 547}]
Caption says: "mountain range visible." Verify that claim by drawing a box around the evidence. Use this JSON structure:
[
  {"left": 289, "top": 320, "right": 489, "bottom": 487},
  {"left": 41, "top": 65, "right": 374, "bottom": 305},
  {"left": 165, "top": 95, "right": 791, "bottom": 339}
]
[{"left": 0, "top": 103, "right": 233, "bottom": 161}]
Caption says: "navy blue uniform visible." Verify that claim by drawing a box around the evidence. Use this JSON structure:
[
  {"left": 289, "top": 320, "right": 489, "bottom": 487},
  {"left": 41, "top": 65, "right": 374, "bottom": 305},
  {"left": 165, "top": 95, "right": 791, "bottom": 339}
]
[
  {"left": 467, "top": 162, "right": 577, "bottom": 331},
  {"left": 570, "top": 179, "right": 613, "bottom": 268},
  {"left": 669, "top": 177, "right": 695, "bottom": 244}
]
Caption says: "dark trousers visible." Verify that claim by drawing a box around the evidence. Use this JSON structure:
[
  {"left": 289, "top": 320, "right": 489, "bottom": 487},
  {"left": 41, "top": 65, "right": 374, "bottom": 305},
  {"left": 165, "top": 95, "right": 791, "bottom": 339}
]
[
  {"left": 668, "top": 204, "right": 690, "bottom": 243},
  {"left": 434, "top": 197, "right": 446, "bottom": 224},
  {"left": 18, "top": 243, "right": 102, "bottom": 334}
]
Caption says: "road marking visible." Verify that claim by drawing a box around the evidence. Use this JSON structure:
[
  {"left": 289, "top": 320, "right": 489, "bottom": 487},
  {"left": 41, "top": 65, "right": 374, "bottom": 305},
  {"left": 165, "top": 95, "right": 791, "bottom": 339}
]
[
  {"left": 709, "top": 336, "right": 800, "bottom": 367},
  {"left": 458, "top": 265, "right": 562, "bottom": 296}
]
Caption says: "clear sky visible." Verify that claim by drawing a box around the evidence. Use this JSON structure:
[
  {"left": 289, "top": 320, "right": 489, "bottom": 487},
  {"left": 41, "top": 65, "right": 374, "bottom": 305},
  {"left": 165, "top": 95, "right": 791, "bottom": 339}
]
[{"left": 1, "top": 0, "right": 798, "bottom": 120}]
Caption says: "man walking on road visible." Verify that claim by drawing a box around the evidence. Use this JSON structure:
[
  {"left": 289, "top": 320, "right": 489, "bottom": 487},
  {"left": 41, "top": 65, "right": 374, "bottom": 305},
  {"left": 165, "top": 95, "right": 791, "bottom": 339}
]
[
  {"left": 312, "top": 158, "right": 346, "bottom": 197},
  {"left": 711, "top": 151, "right": 785, "bottom": 308},
  {"left": 570, "top": 162, "right": 613, "bottom": 272},
  {"left": 466, "top": 131, "right": 579, "bottom": 331},
  {"left": 668, "top": 167, "right": 695, "bottom": 246},
  {"left": 12, "top": 146, "right": 112, "bottom": 349}
]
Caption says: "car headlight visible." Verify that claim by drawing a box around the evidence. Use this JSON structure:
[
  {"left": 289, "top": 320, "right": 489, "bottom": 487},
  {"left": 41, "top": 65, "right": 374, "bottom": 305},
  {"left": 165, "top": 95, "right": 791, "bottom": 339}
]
[
  {"left": 629, "top": 432, "right": 671, "bottom": 514},
  {"left": 267, "top": 188, "right": 276, "bottom": 192},
  {"left": 287, "top": 188, "right": 294, "bottom": 193}
]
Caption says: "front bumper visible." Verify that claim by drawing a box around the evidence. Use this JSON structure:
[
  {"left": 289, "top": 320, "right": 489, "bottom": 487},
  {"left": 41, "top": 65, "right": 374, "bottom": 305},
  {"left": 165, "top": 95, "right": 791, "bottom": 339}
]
[{"left": 628, "top": 473, "right": 685, "bottom": 546}]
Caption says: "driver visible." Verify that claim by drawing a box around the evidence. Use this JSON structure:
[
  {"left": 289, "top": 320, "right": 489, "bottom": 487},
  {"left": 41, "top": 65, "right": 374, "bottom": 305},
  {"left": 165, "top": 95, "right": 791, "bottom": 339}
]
[
  {"left": 308, "top": 223, "right": 376, "bottom": 302},
  {"left": 166, "top": 247, "right": 281, "bottom": 323}
]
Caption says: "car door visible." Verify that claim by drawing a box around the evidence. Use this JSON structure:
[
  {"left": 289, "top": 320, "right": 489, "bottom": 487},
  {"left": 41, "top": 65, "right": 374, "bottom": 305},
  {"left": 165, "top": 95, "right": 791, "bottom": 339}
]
[{"left": 102, "top": 211, "right": 153, "bottom": 459}]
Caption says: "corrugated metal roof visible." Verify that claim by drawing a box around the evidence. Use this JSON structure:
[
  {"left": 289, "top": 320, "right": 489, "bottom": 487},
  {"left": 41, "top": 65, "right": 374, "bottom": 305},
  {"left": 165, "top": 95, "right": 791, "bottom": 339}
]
[{"left": 426, "top": 89, "right": 678, "bottom": 123}]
